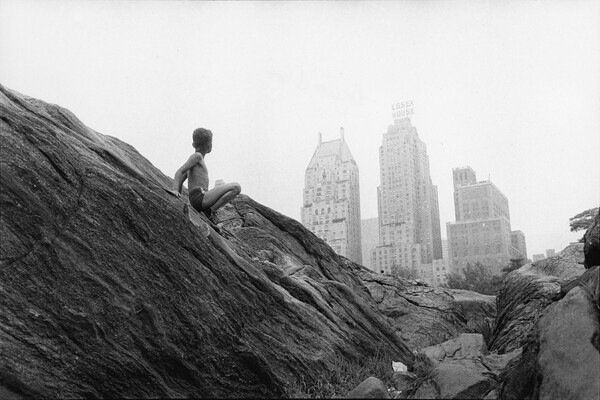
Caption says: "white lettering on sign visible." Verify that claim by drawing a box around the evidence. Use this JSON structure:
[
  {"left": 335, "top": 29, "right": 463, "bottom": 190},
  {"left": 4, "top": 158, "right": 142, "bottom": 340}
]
[{"left": 391, "top": 100, "right": 414, "bottom": 120}]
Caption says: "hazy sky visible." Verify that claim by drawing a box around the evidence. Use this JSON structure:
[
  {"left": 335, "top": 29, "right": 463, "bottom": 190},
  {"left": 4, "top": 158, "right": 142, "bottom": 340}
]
[{"left": 1, "top": 0, "right": 599, "bottom": 258}]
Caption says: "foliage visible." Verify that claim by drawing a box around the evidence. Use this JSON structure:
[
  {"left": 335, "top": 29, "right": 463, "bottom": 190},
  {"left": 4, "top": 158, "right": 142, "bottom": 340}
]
[
  {"left": 502, "top": 257, "right": 526, "bottom": 275},
  {"left": 444, "top": 258, "right": 528, "bottom": 296},
  {"left": 569, "top": 207, "right": 599, "bottom": 232},
  {"left": 443, "top": 262, "right": 501, "bottom": 295},
  {"left": 285, "top": 345, "right": 395, "bottom": 398},
  {"left": 393, "top": 264, "right": 419, "bottom": 280}
]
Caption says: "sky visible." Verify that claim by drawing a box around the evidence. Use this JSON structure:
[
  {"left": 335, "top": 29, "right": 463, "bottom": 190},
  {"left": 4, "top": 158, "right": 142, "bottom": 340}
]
[{"left": 1, "top": 0, "right": 599, "bottom": 259}]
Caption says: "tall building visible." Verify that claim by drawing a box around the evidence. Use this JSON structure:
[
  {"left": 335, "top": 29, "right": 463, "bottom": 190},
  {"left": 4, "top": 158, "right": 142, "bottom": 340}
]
[
  {"left": 442, "top": 239, "right": 449, "bottom": 262},
  {"left": 361, "top": 218, "right": 379, "bottom": 271},
  {"left": 510, "top": 231, "right": 527, "bottom": 260},
  {"left": 447, "top": 166, "right": 526, "bottom": 274},
  {"left": 372, "top": 117, "right": 443, "bottom": 275},
  {"left": 301, "top": 128, "right": 362, "bottom": 263}
]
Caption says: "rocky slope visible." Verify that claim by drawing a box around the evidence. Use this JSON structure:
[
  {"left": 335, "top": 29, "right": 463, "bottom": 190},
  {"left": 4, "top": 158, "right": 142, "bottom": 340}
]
[
  {"left": 0, "top": 84, "right": 490, "bottom": 398},
  {"left": 488, "top": 237, "right": 599, "bottom": 400}
]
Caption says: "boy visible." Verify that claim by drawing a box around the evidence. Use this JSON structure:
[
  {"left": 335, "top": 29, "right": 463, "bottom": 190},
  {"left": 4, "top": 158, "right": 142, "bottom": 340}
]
[{"left": 171, "top": 128, "right": 241, "bottom": 224}]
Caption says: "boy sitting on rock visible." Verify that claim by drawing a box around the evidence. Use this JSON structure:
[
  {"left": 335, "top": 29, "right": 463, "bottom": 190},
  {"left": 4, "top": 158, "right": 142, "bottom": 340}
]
[{"left": 171, "top": 128, "right": 241, "bottom": 225}]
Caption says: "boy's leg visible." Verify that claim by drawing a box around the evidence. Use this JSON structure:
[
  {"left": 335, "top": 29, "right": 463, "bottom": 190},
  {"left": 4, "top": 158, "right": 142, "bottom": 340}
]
[{"left": 201, "top": 182, "right": 241, "bottom": 214}]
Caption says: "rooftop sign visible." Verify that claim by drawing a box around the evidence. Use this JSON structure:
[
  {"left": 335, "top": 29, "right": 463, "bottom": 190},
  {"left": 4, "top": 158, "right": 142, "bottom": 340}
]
[{"left": 392, "top": 100, "right": 414, "bottom": 121}]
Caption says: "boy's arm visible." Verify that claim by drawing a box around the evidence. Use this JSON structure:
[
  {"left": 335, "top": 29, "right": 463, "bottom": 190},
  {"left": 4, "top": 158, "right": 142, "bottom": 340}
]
[{"left": 172, "top": 153, "right": 203, "bottom": 194}]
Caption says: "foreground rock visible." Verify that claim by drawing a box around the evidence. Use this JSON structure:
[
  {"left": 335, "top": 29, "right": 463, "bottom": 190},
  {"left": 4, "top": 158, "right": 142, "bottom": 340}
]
[
  {"left": 353, "top": 269, "right": 496, "bottom": 350},
  {"left": 408, "top": 333, "right": 521, "bottom": 399},
  {"left": 488, "top": 242, "right": 599, "bottom": 399},
  {"left": 0, "top": 84, "right": 417, "bottom": 398},
  {"left": 344, "top": 377, "right": 390, "bottom": 399}
]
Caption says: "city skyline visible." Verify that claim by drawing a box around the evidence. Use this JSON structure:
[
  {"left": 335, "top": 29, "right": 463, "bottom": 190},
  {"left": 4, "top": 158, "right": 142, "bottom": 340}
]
[{"left": 1, "top": 1, "right": 598, "bottom": 258}]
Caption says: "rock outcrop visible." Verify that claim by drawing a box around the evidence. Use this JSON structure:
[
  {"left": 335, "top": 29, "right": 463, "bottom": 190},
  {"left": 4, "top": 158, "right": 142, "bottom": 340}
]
[
  {"left": 0, "top": 84, "right": 416, "bottom": 398},
  {"left": 488, "top": 241, "right": 599, "bottom": 400},
  {"left": 350, "top": 268, "right": 492, "bottom": 351}
]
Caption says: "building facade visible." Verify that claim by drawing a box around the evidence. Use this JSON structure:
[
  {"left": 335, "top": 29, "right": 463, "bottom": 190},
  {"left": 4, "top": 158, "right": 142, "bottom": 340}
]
[
  {"left": 361, "top": 218, "right": 379, "bottom": 271},
  {"left": 447, "top": 166, "right": 526, "bottom": 275},
  {"left": 372, "top": 118, "right": 443, "bottom": 275},
  {"left": 301, "top": 129, "right": 362, "bottom": 263},
  {"left": 419, "top": 259, "right": 449, "bottom": 287},
  {"left": 510, "top": 230, "right": 527, "bottom": 260}
]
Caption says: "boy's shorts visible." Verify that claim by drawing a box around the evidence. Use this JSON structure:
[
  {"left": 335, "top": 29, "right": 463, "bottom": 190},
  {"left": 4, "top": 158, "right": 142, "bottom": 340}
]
[{"left": 189, "top": 188, "right": 207, "bottom": 213}]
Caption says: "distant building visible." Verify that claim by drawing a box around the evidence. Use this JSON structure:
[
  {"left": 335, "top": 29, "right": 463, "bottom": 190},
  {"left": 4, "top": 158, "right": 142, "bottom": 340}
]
[
  {"left": 545, "top": 249, "right": 556, "bottom": 258},
  {"left": 532, "top": 254, "right": 545, "bottom": 262},
  {"left": 510, "top": 230, "right": 528, "bottom": 260},
  {"left": 301, "top": 128, "right": 362, "bottom": 264},
  {"left": 442, "top": 239, "right": 449, "bottom": 262},
  {"left": 447, "top": 166, "right": 526, "bottom": 275},
  {"left": 372, "top": 117, "right": 443, "bottom": 275},
  {"left": 361, "top": 218, "right": 379, "bottom": 271},
  {"left": 420, "top": 259, "right": 449, "bottom": 287}
]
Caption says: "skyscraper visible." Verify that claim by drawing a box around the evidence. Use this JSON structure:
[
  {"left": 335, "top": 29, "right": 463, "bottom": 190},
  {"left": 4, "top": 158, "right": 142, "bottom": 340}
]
[
  {"left": 447, "top": 166, "right": 526, "bottom": 274},
  {"left": 510, "top": 231, "right": 527, "bottom": 260},
  {"left": 361, "top": 218, "right": 379, "bottom": 271},
  {"left": 301, "top": 128, "right": 362, "bottom": 263},
  {"left": 372, "top": 117, "right": 443, "bottom": 275}
]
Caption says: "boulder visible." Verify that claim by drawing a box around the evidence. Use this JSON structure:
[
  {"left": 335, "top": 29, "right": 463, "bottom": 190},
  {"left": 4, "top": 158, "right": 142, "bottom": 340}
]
[
  {"left": 583, "top": 209, "right": 600, "bottom": 268},
  {"left": 536, "top": 287, "right": 599, "bottom": 399},
  {"left": 433, "top": 362, "right": 495, "bottom": 399},
  {"left": 420, "top": 333, "right": 487, "bottom": 367},
  {"left": 489, "top": 243, "right": 584, "bottom": 353},
  {"left": 413, "top": 333, "right": 520, "bottom": 399},
  {"left": 354, "top": 269, "right": 489, "bottom": 350},
  {"left": 0, "top": 84, "right": 415, "bottom": 398},
  {"left": 411, "top": 379, "right": 439, "bottom": 399},
  {"left": 488, "top": 240, "right": 599, "bottom": 399},
  {"left": 391, "top": 371, "right": 416, "bottom": 393},
  {"left": 344, "top": 376, "right": 390, "bottom": 399}
]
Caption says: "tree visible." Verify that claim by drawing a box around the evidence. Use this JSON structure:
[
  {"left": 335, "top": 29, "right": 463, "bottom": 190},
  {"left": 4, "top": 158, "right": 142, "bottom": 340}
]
[
  {"left": 569, "top": 207, "right": 599, "bottom": 232},
  {"left": 502, "top": 257, "right": 526, "bottom": 275},
  {"left": 443, "top": 262, "right": 499, "bottom": 295},
  {"left": 393, "top": 264, "right": 419, "bottom": 279}
]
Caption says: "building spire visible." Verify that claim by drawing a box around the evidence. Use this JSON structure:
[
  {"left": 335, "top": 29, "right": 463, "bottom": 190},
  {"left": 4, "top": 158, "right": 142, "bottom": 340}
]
[
  {"left": 340, "top": 127, "right": 345, "bottom": 141},
  {"left": 318, "top": 132, "right": 322, "bottom": 145}
]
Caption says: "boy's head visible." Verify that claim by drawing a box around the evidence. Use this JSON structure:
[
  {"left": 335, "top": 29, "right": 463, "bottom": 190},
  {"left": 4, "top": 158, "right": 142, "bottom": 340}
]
[{"left": 192, "top": 128, "right": 212, "bottom": 153}]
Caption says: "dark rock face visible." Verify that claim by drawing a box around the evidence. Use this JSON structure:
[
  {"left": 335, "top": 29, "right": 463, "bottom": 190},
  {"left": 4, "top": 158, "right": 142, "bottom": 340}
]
[
  {"left": 0, "top": 84, "right": 416, "bottom": 398},
  {"left": 583, "top": 209, "right": 600, "bottom": 268},
  {"left": 488, "top": 242, "right": 599, "bottom": 400},
  {"left": 489, "top": 243, "right": 584, "bottom": 353}
]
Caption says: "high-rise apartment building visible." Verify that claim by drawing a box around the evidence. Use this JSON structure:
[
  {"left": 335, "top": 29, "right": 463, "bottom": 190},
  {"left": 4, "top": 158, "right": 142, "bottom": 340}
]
[
  {"left": 361, "top": 218, "right": 379, "bottom": 271},
  {"left": 447, "top": 166, "right": 526, "bottom": 274},
  {"left": 301, "top": 129, "right": 362, "bottom": 263},
  {"left": 510, "top": 231, "right": 527, "bottom": 260},
  {"left": 372, "top": 118, "right": 443, "bottom": 275}
]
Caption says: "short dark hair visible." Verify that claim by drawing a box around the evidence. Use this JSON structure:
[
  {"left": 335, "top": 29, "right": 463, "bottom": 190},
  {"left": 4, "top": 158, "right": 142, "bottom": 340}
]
[{"left": 192, "top": 128, "right": 212, "bottom": 149}]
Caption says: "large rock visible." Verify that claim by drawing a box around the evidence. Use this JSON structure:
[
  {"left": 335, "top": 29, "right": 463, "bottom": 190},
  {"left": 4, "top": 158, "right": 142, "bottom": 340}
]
[
  {"left": 536, "top": 287, "right": 599, "bottom": 399},
  {"left": 489, "top": 243, "right": 585, "bottom": 353},
  {"left": 344, "top": 376, "right": 390, "bottom": 399},
  {"left": 488, "top": 242, "right": 599, "bottom": 399},
  {"left": 583, "top": 209, "right": 600, "bottom": 268},
  {"left": 353, "top": 269, "right": 492, "bottom": 351},
  {"left": 413, "top": 333, "right": 520, "bottom": 399},
  {"left": 0, "top": 84, "right": 416, "bottom": 398}
]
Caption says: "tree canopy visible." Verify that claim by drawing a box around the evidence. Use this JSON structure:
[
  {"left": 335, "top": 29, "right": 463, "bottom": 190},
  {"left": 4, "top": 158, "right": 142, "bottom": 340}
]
[{"left": 569, "top": 207, "right": 599, "bottom": 232}]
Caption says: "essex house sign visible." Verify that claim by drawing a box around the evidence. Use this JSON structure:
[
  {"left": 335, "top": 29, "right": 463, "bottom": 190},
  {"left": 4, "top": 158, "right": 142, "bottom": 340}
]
[{"left": 392, "top": 100, "right": 414, "bottom": 121}]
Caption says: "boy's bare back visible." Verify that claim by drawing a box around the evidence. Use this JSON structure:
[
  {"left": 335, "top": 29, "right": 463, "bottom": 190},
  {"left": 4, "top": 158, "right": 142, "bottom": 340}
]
[{"left": 185, "top": 153, "right": 209, "bottom": 191}]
